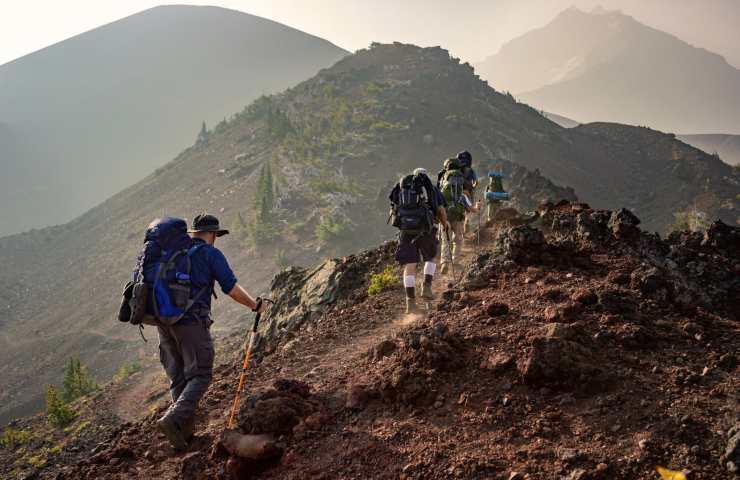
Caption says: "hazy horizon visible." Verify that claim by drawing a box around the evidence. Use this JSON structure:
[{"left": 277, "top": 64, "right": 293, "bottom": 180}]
[{"left": 2, "top": 0, "right": 740, "bottom": 69}]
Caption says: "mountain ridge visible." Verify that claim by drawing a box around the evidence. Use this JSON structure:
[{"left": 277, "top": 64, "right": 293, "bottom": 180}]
[
  {"left": 0, "top": 4, "right": 348, "bottom": 236},
  {"left": 476, "top": 7, "right": 740, "bottom": 134},
  {"left": 0, "top": 42, "right": 737, "bottom": 426}
]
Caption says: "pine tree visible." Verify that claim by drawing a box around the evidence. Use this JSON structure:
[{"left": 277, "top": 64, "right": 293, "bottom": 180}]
[
  {"left": 196, "top": 120, "right": 209, "bottom": 144},
  {"left": 46, "top": 385, "right": 76, "bottom": 428},
  {"left": 251, "top": 163, "right": 276, "bottom": 244},
  {"left": 62, "top": 357, "right": 99, "bottom": 402}
]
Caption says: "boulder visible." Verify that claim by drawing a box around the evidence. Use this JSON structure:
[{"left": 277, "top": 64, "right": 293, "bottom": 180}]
[
  {"left": 219, "top": 431, "right": 280, "bottom": 461},
  {"left": 518, "top": 323, "right": 599, "bottom": 387},
  {"left": 608, "top": 208, "right": 641, "bottom": 240}
]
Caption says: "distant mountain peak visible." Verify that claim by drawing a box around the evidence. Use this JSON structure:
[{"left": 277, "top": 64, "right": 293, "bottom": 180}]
[{"left": 476, "top": 5, "right": 740, "bottom": 134}]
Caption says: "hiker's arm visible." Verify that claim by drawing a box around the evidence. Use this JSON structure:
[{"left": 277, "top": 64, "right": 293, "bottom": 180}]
[
  {"left": 228, "top": 284, "right": 266, "bottom": 313},
  {"left": 437, "top": 206, "right": 448, "bottom": 229},
  {"left": 209, "top": 249, "right": 265, "bottom": 313}
]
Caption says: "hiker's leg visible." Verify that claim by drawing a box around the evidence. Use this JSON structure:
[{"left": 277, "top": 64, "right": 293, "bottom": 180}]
[
  {"left": 451, "top": 221, "right": 464, "bottom": 262},
  {"left": 166, "top": 317, "right": 214, "bottom": 428},
  {"left": 440, "top": 227, "right": 452, "bottom": 269},
  {"left": 157, "top": 326, "right": 186, "bottom": 402},
  {"left": 419, "top": 229, "right": 439, "bottom": 300}
]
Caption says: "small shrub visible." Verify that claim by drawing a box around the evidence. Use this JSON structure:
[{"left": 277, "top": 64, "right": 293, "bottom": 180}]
[
  {"left": 0, "top": 427, "right": 32, "bottom": 449},
  {"left": 368, "top": 266, "right": 397, "bottom": 296},
  {"left": 113, "top": 361, "right": 142, "bottom": 382},
  {"left": 46, "top": 385, "right": 76, "bottom": 428},
  {"left": 315, "top": 217, "right": 350, "bottom": 245},
  {"left": 274, "top": 249, "right": 290, "bottom": 269},
  {"left": 369, "top": 121, "right": 407, "bottom": 132},
  {"left": 670, "top": 209, "right": 710, "bottom": 233},
  {"left": 26, "top": 454, "right": 46, "bottom": 468}
]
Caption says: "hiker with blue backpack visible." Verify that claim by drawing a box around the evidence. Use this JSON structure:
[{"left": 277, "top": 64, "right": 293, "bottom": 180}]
[
  {"left": 485, "top": 164, "right": 510, "bottom": 224},
  {"left": 437, "top": 157, "right": 477, "bottom": 274},
  {"left": 389, "top": 168, "right": 448, "bottom": 314},
  {"left": 118, "top": 214, "right": 266, "bottom": 451}
]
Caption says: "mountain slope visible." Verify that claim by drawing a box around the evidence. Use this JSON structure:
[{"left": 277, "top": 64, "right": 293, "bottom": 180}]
[
  {"left": 0, "top": 43, "right": 738, "bottom": 425},
  {"left": 0, "top": 5, "right": 348, "bottom": 236},
  {"left": 476, "top": 7, "right": 740, "bottom": 134},
  {"left": 679, "top": 134, "right": 740, "bottom": 166},
  {"left": 3, "top": 203, "right": 737, "bottom": 479}
]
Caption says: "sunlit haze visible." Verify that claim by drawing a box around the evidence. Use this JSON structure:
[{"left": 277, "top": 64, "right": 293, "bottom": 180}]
[{"left": 2, "top": 0, "right": 740, "bottom": 68}]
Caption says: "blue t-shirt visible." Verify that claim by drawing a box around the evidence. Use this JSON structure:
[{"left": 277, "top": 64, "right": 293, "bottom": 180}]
[{"left": 179, "top": 238, "right": 238, "bottom": 324}]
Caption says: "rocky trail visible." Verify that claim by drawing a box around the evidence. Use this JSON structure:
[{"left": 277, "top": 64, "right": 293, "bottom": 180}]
[{"left": 3, "top": 202, "right": 739, "bottom": 480}]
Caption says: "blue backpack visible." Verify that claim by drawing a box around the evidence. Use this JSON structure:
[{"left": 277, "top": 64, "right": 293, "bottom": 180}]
[{"left": 120, "top": 217, "right": 209, "bottom": 327}]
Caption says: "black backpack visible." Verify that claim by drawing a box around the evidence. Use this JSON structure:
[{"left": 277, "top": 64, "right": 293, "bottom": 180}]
[{"left": 392, "top": 174, "right": 433, "bottom": 233}]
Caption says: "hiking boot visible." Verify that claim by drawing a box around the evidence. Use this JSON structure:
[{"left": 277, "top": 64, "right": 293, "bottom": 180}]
[
  {"left": 405, "top": 296, "right": 420, "bottom": 314},
  {"left": 181, "top": 417, "right": 195, "bottom": 442},
  {"left": 421, "top": 278, "right": 435, "bottom": 301},
  {"left": 157, "top": 415, "right": 187, "bottom": 451}
]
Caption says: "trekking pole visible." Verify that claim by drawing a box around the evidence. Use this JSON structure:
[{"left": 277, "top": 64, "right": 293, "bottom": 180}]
[
  {"left": 227, "top": 297, "right": 274, "bottom": 429},
  {"left": 444, "top": 226, "right": 455, "bottom": 278}
]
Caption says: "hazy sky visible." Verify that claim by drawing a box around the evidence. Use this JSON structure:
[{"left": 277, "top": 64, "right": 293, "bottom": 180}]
[{"left": 2, "top": 0, "right": 739, "bottom": 68}]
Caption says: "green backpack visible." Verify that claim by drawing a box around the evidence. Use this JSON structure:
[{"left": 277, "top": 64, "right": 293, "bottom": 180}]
[{"left": 441, "top": 168, "right": 466, "bottom": 222}]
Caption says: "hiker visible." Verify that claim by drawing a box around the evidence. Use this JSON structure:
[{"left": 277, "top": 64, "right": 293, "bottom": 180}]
[
  {"left": 389, "top": 167, "right": 448, "bottom": 313},
  {"left": 486, "top": 165, "right": 507, "bottom": 224},
  {"left": 146, "top": 214, "right": 267, "bottom": 450},
  {"left": 438, "top": 157, "right": 473, "bottom": 274},
  {"left": 456, "top": 150, "right": 479, "bottom": 234}
]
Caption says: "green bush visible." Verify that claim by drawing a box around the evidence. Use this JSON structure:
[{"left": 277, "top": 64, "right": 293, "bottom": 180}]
[
  {"left": 369, "top": 121, "right": 407, "bottom": 132},
  {"left": 670, "top": 209, "right": 710, "bottom": 233},
  {"left": 113, "top": 361, "right": 142, "bottom": 382},
  {"left": 368, "top": 266, "right": 397, "bottom": 296},
  {"left": 46, "top": 386, "right": 76, "bottom": 428},
  {"left": 274, "top": 249, "right": 290, "bottom": 269},
  {"left": 62, "top": 357, "right": 99, "bottom": 402},
  {"left": 315, "top": 217, "right": 350, "bottom": 245},
  {"left": 0, "top": 427, "right": 32, "bottom": 449}
]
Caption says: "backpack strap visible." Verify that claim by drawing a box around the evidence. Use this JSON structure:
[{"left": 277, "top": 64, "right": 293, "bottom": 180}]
[{"left": 181, "top": 243, "right": 210, "bottom": 315}]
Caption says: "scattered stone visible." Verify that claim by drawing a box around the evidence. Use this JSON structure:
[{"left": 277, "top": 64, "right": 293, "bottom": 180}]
[
  {"left": 543, "top": 305, "right": 559, "bottom": 322},
  {"left": 571, "top": 288, "right": 597, "bottom": 305},
  {"left": 373, "top": 339, "right": 397, "bottom": 360},
  {"left": 480, "top": 352, "right": 514, "bottom": 372},
  {"left": 508, "top": 472, "right": 523, "bottom": 480},
  {"left": 717, "top": 353, "right": 737, "bottom": 371},
  {"left": 518, "top": 324, "right": 599, "bottom": 387},
  {"left": 597, "top": 288, "right": 637, "bottom": 315},
  {"left": 559, "top": 448, "right": 581, "bottom": 462},
  {"left": 721, "top": 423, "right": 740, "bottom": 473},
  {"left": 486, "top": 302, "right": 510, "bottom": 316},
  {"left": 564, "top": 469, "right": 587, "bottom": 480},
  {"left": 606, "top": 270, "right": 630, "bottom": 286},
  {"left": 346, "top": 385, "right": 370, "bottom": 410}
]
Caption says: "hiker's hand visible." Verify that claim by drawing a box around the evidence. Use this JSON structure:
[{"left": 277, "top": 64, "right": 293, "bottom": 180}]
[{"left": 253, "top": 298, "right": 269, "bottom": 314}]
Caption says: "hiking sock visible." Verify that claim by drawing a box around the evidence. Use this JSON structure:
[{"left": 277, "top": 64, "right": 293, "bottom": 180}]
[
  {"left": 403, "top": 275, "right": 415, "bottom": 290},
  {"left": 423, "top": 262, "right": 436, "bottom": 276}
]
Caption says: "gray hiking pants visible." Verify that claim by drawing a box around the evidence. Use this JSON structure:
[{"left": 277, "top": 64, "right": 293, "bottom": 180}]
[{"left": 157, "top": 315, "right": 214, "bottom": 428}]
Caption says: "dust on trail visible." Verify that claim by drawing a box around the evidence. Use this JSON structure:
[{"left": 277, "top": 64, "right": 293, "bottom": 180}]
[
  {"left": 108, "top": 365, "right": 169, "bottom": 422},
  {"left": 308, "top": 235, "right": 481, "bottom": 378}
]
